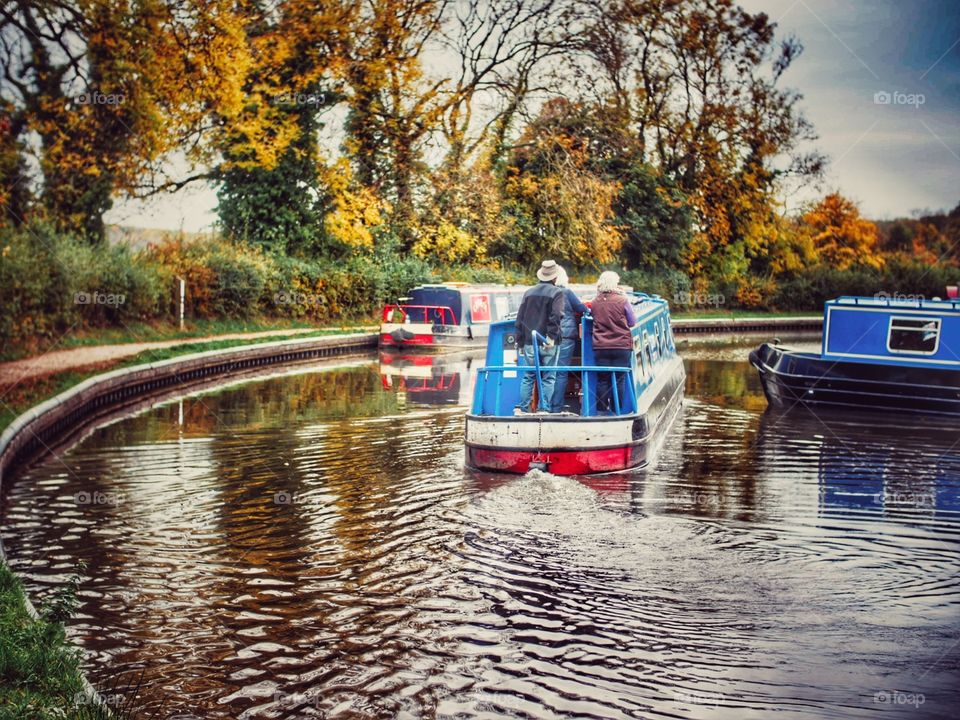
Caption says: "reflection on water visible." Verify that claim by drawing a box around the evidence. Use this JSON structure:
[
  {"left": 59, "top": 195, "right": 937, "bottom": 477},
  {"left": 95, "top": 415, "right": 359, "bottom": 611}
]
[
  {"left": 379, "top": 350, "right": 480, "bottom": 406},
  {"left": 3, "top": 352, "right": 959, "bottom": 719}
]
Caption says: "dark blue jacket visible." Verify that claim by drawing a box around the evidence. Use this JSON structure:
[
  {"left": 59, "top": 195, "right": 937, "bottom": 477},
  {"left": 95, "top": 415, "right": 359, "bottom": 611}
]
[
  {"left": 515, "top": 281, "right": 564, "bottom": 345},
  {"left": 560, "top": 288, "right": 589, "bottom": 339}
]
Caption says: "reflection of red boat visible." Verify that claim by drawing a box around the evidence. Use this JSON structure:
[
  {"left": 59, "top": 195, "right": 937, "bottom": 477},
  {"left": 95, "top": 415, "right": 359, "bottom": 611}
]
[{"left": 379, "top": 352, "right": 479, "bottom": 405}]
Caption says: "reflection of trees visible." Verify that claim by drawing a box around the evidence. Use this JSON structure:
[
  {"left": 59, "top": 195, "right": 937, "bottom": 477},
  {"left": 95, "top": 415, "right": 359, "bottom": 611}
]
[
  {"left": 665, "top": 402, "right": 762, "bottom": 521},
  {"left": 187, "top": 364, "right": 466, "bottom": 717},
  {"left": 9, "top": 360, "right": 459, "bottom": 717},
  {"left": 684, "top": 358, "right": 767, "bottom": 411}
]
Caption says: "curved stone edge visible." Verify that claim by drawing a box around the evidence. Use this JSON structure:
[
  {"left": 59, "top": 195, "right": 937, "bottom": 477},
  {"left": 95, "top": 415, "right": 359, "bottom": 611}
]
[{"left": 0, "top": 331, "right": 378, "bottom": 714}]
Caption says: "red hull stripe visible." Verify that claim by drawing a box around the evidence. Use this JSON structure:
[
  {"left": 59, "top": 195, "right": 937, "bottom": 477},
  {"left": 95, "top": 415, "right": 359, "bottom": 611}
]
[
  {"left": 379, "top": 334, "right": 434, "bottom": 345},
  {"left": 466, "top": 446, "right": 641, "bottom": 475}
]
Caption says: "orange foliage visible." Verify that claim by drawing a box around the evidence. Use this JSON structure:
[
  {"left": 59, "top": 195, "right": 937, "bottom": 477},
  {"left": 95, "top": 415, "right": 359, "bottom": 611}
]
[{"left": 801, "top": 193, "right": 884, "bottom": 270}]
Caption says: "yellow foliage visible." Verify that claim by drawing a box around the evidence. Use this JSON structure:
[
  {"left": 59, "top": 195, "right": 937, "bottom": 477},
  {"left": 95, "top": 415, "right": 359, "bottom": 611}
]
[
  {"left": 323, "top": 159, "right": 385, "bottom": 248},
  {"left": 413, "top": 221, "right": 485, "bottom": 264},
  {"left": 734, "top": 276, "right": 776, "bottom": 308}
]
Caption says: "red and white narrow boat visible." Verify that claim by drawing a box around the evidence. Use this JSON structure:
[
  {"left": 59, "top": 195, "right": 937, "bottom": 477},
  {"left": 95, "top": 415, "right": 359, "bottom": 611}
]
[
  {"left": 380, "top": 283, "right": 528, "bottom": 350},
  {"left": 464, "top": 293, "right": 685, "bottom": 475}
]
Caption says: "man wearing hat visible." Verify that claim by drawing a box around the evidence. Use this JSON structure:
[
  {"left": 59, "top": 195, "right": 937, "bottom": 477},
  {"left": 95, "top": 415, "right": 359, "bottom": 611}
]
[{"left": 514, "top": 259, "right": 565, "bottom": 413}]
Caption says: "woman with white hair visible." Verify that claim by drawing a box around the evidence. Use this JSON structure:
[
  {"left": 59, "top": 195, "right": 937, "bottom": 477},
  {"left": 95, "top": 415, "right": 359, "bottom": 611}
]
[
  {"left": 550, "top": 267, "right": 589, "bottom": 412},
  {"left": 591, "top": 271, "right": 637, "bottom": 413}
]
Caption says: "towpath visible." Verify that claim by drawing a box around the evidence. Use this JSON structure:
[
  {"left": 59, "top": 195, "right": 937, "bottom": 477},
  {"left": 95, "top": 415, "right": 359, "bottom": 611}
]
[{"left": 0, "top": 328, "right": 324, "bottom": 387}]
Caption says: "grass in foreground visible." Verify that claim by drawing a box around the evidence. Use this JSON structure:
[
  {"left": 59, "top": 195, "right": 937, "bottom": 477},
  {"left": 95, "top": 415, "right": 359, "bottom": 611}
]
[{"left": 0, "top": 562, "right": 110, "bottom": 719}]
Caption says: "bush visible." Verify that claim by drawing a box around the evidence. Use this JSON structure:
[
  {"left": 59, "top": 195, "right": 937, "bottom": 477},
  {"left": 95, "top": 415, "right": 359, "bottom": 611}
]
[
  {"left": 770, "top": 260, "right": 960, "bottom": 311},
  {"left": 5, "top": 220, "right": 957, "bottom": 352},
  {"left": 0, "top": 220, "right": 165, "bottom": 344},
  {"left": 143, "top": 235, "right": 272, "bottom": 319},
  {"left": 619, "top": 268, "right": 691, "bottom": 302}
]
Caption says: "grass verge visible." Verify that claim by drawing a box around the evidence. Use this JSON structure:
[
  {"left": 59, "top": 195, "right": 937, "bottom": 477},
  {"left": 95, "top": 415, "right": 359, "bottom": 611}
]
[
  {"left": 0, "top": 318, "right": 375, "bottom": 362},
  {"left": 0, "top": 561, "right": 111, "bottom": 720}
]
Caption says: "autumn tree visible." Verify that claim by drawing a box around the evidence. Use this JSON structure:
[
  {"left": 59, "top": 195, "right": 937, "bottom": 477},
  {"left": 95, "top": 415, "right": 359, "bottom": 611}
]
[
  {"left": 0, "top": 106, "right": 30, "bottom": 225},
  {"left": 339, "top": 0, "right": 573, "bottom": 249},
  {"left": 216, "top": 0, "right": 353, "bottom": 256},
  {"left": 801, "top": 193, "right": 883, "bottom": 270},
  {"left": 493, "top": 99, "right": 624, "bottom": 266},
  {"left": 565, "top": 0, "right": 823, "bottom": 280},
  {"left": 0, "top": 0, "right": 260, "bottom": 241}
]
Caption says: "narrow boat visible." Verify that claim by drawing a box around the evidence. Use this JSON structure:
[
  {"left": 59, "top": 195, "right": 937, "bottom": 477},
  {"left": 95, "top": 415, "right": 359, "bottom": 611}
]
[
  {"left": 464, "top": 293, "right": 686, "bottom": 475},
  {"left": 380, "top": 282, "right": 595, "bottom": 350},
  {"left": 380, "top": 283, "right": 527, "bottom": 349},
  {"left": 749, "top": 296, "right": 960, "bottom": 416}
]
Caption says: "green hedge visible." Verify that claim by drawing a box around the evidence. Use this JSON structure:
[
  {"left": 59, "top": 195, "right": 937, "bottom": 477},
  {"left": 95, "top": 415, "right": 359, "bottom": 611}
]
[
  {"left": 0, "top": 222, "right": 164, "bottom": 344},
  {"left": 771, "top": 261, "right": 960, "bottom": 311},
  {"left": 3, "top": 220, "right": 957, "bottom": 349}
]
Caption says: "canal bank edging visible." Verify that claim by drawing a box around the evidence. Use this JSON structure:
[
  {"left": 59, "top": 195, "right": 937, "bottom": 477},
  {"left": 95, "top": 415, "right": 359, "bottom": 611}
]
[
  {"left": 0, "top": 331, "right": 377, "bottom": 714},
  {"left": 671, "top": 316, "right": 822, "bottom": 334}
]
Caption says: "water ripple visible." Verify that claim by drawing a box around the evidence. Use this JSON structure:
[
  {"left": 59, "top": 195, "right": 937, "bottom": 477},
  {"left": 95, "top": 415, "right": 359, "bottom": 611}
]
[{"left": 2, "top": 359, "right": 959, "bottom": 719}]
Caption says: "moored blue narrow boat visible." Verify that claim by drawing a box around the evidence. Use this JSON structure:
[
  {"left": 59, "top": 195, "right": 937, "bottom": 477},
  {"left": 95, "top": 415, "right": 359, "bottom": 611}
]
[
  {"left": 750, "top": 296, "right": 960, "bottom": 416},
  {"left": 464, "top": 293, "right": 685, "bottom": 475}
]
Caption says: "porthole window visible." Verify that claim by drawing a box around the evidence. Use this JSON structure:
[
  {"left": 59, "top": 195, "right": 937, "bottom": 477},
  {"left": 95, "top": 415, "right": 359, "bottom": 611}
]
[{"left": 887, "top": 316, "right": 940, "bottom": 355}]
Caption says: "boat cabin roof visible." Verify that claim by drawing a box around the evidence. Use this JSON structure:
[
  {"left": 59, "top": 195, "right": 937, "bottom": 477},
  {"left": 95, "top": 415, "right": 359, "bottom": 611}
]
[{"left": 828, "top": 296, "right": 960, "bottom": 313}]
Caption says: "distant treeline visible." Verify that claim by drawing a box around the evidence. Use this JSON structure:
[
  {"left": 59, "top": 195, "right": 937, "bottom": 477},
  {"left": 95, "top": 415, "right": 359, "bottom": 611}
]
[{"left": 2, "top": 0, "right": 958, "bottom": 348}]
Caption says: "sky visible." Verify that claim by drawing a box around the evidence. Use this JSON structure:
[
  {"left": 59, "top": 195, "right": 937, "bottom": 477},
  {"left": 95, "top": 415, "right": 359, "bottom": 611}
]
[{"left": 103, "top": 0, "right": 960, "bottom": 232}]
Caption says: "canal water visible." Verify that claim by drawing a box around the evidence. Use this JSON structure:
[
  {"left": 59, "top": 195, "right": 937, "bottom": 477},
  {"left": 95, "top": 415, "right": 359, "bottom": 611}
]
[{"left": 3, "top": 339, "right": 959, "bottom": 719}]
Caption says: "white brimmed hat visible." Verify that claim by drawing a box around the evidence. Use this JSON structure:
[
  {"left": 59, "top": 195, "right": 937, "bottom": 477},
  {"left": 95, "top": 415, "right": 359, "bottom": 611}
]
[{"left": 537, "top": 259, "right": 559, "bottom": 282}]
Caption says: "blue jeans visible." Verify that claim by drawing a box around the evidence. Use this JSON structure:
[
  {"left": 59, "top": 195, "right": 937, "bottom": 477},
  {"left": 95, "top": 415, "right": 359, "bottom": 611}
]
[
  {"left": 594, "top": 348, "right": 633, "bottom": 414},
  {"left": 550, "top": 338, "right": 577, "bottom": 412},
  {"left": 519, "top": 343, "right": 558, "bottom": 412}
]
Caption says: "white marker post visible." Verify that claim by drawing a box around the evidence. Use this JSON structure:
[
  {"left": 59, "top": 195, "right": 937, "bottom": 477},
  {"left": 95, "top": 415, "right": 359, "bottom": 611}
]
[{"left": 177, "top": 276, "right": 185, "bottom": 330}]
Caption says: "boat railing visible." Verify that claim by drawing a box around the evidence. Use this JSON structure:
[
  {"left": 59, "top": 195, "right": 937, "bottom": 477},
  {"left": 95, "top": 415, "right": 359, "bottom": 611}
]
[
  {"left": 382, "top": 304, "right": 457, "bottom": 325},
  {"left": 833, "top": 295, "right": 960, "bottom": 311},
  {"left": 472, "top": 365, "right": 634, "bottom": 417}
]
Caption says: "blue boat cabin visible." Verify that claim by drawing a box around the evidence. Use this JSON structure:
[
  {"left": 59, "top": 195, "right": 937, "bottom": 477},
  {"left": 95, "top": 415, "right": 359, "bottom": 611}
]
[{"left": 822, "top": 296, "right": 960, "bottom": 369}]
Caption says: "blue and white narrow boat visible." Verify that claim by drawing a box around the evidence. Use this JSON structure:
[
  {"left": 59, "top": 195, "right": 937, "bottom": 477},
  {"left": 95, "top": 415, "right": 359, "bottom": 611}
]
[
  {"left": 464, "top": 293, "right": 685, "bottom": 475},
  {"left": 750, "top": 296, "right": 960, "bottom": 416}
]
